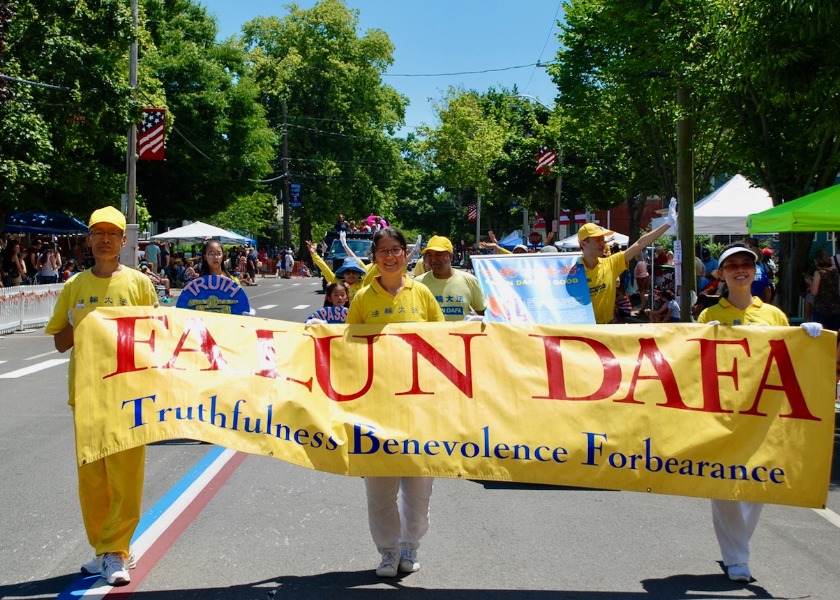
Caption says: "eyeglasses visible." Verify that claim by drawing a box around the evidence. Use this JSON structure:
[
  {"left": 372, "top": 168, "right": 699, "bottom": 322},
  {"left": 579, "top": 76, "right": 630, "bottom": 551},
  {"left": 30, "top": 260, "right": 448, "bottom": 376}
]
[
  {"left": 376, "top": 247, "right": 405, "bottom": 257},
  {"left": 89, "top": 230, "right": 122, "bottom": 239},
  {"left": 206, "top": 252, "right": 224, "bottom": 258}
]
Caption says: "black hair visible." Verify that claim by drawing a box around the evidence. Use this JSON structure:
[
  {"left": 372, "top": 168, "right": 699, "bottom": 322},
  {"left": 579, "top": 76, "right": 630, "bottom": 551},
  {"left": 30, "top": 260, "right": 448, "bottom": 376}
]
[
  {"left": 324, "top": 282, "right": 350, "bottom": 308},
  {"left": 199, "top": 240, "right": 233, "bottom": 277},
  {"left": 372, "top": 227, "right": 407, "bottom": 252}
]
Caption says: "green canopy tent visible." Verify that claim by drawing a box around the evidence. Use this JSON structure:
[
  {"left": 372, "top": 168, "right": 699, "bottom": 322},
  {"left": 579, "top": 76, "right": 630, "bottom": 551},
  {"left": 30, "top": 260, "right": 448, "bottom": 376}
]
[
  {"left": 746, "top": 183, "right": 840, "bottom": 233},
  {"left": 746, "top": 182, "right": 840, "bottom": 319}
]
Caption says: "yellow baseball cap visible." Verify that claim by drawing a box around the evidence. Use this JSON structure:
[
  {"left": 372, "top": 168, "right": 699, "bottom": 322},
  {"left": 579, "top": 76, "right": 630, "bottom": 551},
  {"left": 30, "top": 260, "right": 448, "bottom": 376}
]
[
  {"left": 577, "top": 222, "right": 615, "bottom": 243},
  {"left": 88, "top": 206, "right": 126, "bottom": 231},
  {"left": 422, "top": 235, "right": 454, "bottom": 254}
]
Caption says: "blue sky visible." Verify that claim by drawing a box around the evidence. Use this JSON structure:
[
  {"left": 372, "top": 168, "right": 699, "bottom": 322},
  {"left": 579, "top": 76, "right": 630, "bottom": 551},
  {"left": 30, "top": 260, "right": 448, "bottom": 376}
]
[{"left": 199, "top": 0, "right": 565, "bottom": 132}]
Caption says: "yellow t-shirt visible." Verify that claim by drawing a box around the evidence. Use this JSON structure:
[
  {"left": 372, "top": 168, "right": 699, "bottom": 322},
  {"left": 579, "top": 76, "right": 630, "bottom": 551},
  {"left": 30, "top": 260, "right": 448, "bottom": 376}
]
[
  {"left": 697, "top": 297, "right": 789, "bottom": 327},
  {"left": 414, "top": 269, "right": 486, "bottom": 321},
  {"left": 45, "top": 268, "right": 158, "bottom": 406},
  {"left": 583, "top": 251, "right": 627, "bottom": 324},
  {"left": 346, "top": 276, "right": 445, "bottom": 324}
]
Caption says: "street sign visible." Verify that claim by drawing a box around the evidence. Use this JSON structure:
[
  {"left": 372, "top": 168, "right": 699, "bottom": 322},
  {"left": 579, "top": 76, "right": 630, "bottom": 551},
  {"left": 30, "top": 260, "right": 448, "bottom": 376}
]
[{"left": 290, "top": 183, "right": 302, "bottom": 208}]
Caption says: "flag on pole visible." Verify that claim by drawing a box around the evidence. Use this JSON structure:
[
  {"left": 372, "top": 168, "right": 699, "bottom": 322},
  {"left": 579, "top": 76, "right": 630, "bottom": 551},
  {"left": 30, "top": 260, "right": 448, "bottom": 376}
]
[
  {"left": 535, "top": 146, "right": 557, "bottom": 174},
  {"left": 467, "top": 204, "right": 477, "bottom": 222},
  {"left": 138, "top": 108, "right": 166, "bottom": 161}
]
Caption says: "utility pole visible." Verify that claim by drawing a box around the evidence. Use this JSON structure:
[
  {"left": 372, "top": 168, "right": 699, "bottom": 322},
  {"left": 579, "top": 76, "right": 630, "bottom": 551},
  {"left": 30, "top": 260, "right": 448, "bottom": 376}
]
[
  {"left": 554, "top": 147, "right": 563, "bottom": 237},
  {"left": 121, "top": 0, "right": 139, "bottom": 267},
  {"left": 676, "top": 86, "right": 695, "bottom": 321},
  {"left": 475, "top": 193, "right": 481, "bottom": 248},
  {"left": 282, "top": 98, "right": 291, "bottom": 249}
]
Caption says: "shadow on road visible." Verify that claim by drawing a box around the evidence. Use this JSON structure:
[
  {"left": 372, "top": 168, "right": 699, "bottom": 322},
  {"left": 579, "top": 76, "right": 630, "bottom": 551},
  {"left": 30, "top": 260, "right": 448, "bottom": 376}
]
[{"left": 0, "top": 568, "right": 783, "bottom": 600}]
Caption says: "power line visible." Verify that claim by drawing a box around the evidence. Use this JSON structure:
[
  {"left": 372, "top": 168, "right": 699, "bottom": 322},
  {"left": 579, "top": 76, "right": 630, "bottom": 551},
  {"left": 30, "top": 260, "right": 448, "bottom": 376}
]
[
  {"left": 384, "top": 62, "right": 553, "bottom": 78},
  {"left": 287, "top": 123, "right": 385, "bottom": 141},
  {"left": 523, "top": 1, "right": 563, "bottom": 93},
  {"left": 0, "top": 72, "right": 70, "bottom": 91}
]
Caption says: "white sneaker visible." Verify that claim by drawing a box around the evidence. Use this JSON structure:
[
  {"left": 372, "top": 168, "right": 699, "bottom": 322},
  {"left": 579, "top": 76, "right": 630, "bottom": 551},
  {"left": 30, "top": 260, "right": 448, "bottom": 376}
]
[
  {"left": 399, "top": 547, "right": 420, "bottom": 573},
  {"left": 727, "top": 563, "right": 751, "bottom": 582},
  {"left": 375, "top": 550, "right": 399, "bottom": 577},
  {"left": 101, "top": 553, "right": 130, "bottom": 586},
  {"left": 80, "top": 549, "right": 136, "bottom": 575}
]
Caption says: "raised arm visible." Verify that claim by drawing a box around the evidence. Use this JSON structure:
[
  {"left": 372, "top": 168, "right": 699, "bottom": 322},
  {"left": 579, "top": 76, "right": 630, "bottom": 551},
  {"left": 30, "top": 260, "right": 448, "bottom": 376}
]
[{"left": 624, "top": 199, "right": 677, "bottom": 265}]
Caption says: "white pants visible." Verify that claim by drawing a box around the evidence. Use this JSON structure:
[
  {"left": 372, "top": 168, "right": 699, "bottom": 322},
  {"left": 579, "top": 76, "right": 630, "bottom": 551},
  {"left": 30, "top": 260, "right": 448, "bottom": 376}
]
[
  {"left": 365, "top": 477, "right": 433, "bottom": 555},
  {"left": 711, "top": 499, "right": 763, "bottom": 566}
]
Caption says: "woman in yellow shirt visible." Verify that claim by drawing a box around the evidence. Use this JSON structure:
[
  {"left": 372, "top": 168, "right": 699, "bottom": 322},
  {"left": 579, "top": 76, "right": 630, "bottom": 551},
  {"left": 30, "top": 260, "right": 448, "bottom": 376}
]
[{"left": 346, "top": 227, "right": 444, "bottom": 577}]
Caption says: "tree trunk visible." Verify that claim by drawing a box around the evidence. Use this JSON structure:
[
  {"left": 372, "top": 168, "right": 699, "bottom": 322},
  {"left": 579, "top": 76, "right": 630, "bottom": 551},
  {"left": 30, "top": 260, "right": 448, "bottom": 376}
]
[{"left": 778, "top": 232, "right": 813, "bottom": 317}]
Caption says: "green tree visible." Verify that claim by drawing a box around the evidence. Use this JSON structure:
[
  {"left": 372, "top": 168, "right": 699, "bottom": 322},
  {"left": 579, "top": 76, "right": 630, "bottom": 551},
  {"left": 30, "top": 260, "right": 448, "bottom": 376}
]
[
  {"left": 550, "top": 0, "right": 737, "bottom": 243},
  {"left": 0, "top": 0, "right": 135, "bottom": 220},
  {"left": 704, "top": 0, "right": 840, "bottom": 311},
  {"left": 242, "top": 0, "right": 405, "bottom": 252},
  {"left": 390, "top": 133, "right": 459, "bottom": 236},
  {"left": 137, "top": 0, "right": 274, "bottom": 228}
]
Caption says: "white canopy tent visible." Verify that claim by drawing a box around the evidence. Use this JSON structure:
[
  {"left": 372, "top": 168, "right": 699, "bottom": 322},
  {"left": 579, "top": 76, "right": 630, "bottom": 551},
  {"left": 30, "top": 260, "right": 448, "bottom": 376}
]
[
  {"left": 557, "top": 231, "right": 629, "bottom": 250},
  {"left": 151, "top": 221, "right": 252, "bottom": 245},
  {"left": 650, "top": 174, "right": 773, "bottom": 235}
]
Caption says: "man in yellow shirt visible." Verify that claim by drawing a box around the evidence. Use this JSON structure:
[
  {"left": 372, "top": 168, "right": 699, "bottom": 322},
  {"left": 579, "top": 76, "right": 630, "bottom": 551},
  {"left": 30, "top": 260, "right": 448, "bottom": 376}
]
[
  {"left": 415, "top": 235, "right": 485, "bottom": 321},
  {"left": 580, "top": 199, "right": 677, "bottom": 323},
  {"left": 45, "top": 206, "right": 157, "bottom": 586}
]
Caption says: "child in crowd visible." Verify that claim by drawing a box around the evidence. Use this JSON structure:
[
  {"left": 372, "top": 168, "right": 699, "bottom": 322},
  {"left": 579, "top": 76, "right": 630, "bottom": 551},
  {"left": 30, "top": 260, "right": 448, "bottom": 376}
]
[
  {"left": 614, "top": 282, "right": 633, "bottom": 322},
  {"left": 306, "top": 282, "right": 350, "bottom": 324},
  {"left": 646, "top": 289, "right": 680, "bottom": 322}
]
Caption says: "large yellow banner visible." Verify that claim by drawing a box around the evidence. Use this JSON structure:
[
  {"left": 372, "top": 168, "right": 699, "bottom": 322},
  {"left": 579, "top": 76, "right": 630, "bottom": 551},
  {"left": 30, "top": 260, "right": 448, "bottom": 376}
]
[{"left": 72, "top": 307, "right": 835, "bottom": 508}]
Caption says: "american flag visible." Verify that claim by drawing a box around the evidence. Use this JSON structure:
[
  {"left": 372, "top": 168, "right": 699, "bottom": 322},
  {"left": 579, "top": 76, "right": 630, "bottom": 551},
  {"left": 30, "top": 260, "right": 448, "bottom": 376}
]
[
  {"left": 535, "top": 146, "right": 557, "bottom": 174},
  {"left": 467, "top": 203, "right": 477, "bottom": 222},
  {"left": 138, "top": 108, "right": 166, "bottom": 161}
]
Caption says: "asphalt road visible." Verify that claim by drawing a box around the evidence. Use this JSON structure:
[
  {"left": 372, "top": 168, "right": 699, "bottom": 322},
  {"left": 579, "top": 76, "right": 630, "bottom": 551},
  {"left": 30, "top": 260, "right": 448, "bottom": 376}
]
[{"left": 1, "top": 274, "right": 839, "bottom": 599}]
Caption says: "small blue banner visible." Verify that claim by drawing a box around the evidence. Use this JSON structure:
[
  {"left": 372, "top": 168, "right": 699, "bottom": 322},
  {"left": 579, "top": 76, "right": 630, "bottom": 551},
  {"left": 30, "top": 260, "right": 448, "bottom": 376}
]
[
  {"left": 176, "top": 275, "right": 252, "bottom": 315},
  {"left": 290, "top": 183, "right": 302, "bottom": 208},
  {"left": 470, "top": 253, "right": 595, "bottom": 324}
]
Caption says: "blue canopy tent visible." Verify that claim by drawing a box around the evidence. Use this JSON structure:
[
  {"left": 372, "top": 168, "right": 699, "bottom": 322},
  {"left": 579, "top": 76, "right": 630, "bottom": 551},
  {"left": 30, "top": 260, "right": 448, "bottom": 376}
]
[
  {"left": 4, "top": 211, "right": 88, "bottom": 234},
  {"left": 497, "top": 230, "right": 524, "bottom": 251}
]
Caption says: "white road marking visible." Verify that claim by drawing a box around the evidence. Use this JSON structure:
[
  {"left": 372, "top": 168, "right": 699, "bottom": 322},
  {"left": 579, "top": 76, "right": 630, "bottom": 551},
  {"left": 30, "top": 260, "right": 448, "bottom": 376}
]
[
  {"left": 292, "top": 304, "right": 310, "bottom": 310},
  {"left": 130, "top": 449, "right": 238, "bottom": 565},
  {"left": 0, "top": 358, "right": 69, "bottom": 379},
  {"left": 814, "top": 507, "right": 840, "bottom": 528},
  {"left": 26, "top": 350, "right": 59, "bottom": 361},
  {"left": 257, "top": 304, "right": 278, "bottom": 310}
]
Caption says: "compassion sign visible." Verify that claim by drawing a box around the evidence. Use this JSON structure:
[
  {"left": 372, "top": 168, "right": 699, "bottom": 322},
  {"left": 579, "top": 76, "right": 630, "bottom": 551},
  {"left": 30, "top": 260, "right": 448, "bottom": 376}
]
[{"left": 71, "top": 307, "right": 836, "bottom": 508}]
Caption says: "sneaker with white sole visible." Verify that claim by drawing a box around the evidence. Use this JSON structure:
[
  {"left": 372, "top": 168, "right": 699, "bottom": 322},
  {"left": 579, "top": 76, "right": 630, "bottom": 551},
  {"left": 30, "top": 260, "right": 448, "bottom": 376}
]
[
  {"left": 375, "top": 550, "right": 399, "bottom": 577},
  {"left": 399, "top": 547, "right": 420, "bottom": 573},
  {"left": 80, "top": 556, "right": 101, "bottom": 576},
  {"left": 101, "top": 553, "right": 130, "bottom": 586},
  {"left": 80, "top": 549, "right": 136, "bottom": 575},
  {"left": 727, "top": 563, "right": 751, "bottom": 582}
]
